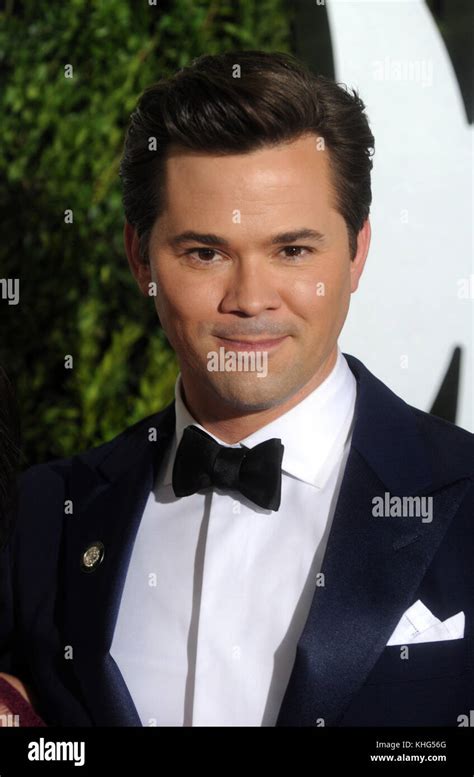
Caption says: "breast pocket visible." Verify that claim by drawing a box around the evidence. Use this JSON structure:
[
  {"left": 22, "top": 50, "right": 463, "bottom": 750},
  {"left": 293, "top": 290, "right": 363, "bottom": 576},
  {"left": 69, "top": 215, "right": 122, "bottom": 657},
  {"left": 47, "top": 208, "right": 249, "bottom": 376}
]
[
  {"left": 366, "top": 636, "right": 470, "bottom": 685},
  {"left": 339, "top": 637, "right": 473, "bottom": 726}
]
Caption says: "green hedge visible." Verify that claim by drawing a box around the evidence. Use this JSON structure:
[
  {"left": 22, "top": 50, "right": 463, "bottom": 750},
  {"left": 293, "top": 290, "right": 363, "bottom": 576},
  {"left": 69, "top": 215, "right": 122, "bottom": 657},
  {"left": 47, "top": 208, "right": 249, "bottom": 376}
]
[{"left": 0, "top": 0, "right": 292, "bottom": 464}]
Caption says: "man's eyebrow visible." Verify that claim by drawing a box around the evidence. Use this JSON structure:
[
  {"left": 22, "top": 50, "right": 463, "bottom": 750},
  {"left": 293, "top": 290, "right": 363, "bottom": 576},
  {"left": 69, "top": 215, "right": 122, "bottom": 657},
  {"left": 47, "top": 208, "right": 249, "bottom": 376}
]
[
  {"left": 167, "top": 228, "right": 326, "bottom": 248},
  {"left": 269, "top": 228, "right": 326, "bottom": 245}
]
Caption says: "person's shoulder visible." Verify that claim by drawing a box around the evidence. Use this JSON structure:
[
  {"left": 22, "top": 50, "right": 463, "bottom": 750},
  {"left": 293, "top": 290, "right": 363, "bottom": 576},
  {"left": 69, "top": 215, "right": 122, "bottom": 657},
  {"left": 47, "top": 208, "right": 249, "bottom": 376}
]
[
  {"left": 410, "top": 403, "right": 473, "bottom": 448},
  {"left": 411, "top": 404, "right": 474, "bottom": 477},
  {"left": 344, "top": 351, "right": 474, "bottom": 478},
  {"left": 11, "top": 406, "right": 173, "bottom": 546},
  {"left": 346, "top": 352, "right": 473, "bottom": 441},
  {"left": 19, "top": 403, "right": 174, "bottom": 488}
]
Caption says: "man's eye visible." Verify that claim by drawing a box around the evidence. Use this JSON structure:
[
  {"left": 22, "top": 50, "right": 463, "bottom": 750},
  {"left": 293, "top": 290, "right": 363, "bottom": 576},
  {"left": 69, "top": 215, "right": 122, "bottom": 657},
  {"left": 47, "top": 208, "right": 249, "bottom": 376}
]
[
  {"left": 184, "top": 248, "right": 220, "bottom": 262},
  {"left": 183, "top": 246, "right": 314, "bottom": 262},
  {"left": 281, "top": 246, "right": 313, "bottom": 259}
]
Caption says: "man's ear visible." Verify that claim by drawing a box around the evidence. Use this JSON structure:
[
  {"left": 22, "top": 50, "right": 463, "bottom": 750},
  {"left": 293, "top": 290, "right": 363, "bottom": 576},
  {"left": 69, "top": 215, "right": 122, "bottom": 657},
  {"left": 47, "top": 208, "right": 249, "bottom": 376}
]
[
  {"left": 124, "top": 221, "right": 152, "bottom": 297},
  {"left": 350, "top": 218, "right": 371, "bottom": 293}
]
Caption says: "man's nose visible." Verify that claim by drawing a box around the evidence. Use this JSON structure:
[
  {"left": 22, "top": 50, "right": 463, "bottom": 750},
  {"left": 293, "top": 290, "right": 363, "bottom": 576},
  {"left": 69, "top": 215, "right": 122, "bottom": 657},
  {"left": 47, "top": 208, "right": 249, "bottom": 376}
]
[{"left": 219, "top": 258, "right": 282, "bottom": 317}]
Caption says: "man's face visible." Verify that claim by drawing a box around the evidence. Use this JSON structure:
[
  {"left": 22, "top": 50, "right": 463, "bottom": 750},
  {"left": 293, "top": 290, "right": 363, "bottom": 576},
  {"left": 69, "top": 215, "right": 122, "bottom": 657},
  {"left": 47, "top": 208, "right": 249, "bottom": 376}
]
[{"left": 128, "top": 133, "right": 369, "bottom": 414}]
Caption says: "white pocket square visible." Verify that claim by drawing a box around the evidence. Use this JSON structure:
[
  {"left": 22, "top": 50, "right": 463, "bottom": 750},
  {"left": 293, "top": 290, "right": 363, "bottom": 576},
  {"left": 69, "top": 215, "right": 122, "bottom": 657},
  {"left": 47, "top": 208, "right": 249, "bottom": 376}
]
[{"left": 387, "top": 599, "right": 465, "bottom": 646}]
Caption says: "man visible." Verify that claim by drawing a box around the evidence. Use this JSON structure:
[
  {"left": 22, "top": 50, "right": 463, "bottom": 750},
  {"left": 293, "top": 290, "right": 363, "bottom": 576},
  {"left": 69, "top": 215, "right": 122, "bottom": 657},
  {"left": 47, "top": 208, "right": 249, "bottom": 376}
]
[{"left": 0, "top": 50, "right": 472, "bottom": 727}]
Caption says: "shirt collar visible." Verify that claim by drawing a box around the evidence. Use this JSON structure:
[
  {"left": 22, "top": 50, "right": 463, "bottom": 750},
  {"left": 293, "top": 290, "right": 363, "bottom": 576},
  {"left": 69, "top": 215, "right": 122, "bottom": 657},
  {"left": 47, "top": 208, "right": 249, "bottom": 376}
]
[{"left": 161, "top": 344, "right": 356, "bottom": 490}]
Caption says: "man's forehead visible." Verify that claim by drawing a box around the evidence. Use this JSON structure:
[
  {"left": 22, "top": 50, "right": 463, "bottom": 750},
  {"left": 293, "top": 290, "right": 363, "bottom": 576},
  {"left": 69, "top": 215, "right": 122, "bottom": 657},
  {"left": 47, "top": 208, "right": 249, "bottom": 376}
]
[
  {"left": 154, "top": 136, "right": 337, "bottom": 240},
  {"left": 164, "top": 135, "right": 330, "bottom": 179}
]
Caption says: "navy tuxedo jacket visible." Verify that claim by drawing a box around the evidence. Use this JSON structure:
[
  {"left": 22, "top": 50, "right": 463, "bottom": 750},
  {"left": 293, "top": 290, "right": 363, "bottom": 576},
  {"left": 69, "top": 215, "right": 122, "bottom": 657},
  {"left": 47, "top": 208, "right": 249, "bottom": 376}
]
[{"left": 0, "top": 354, "right": 473, "bottom": 727}]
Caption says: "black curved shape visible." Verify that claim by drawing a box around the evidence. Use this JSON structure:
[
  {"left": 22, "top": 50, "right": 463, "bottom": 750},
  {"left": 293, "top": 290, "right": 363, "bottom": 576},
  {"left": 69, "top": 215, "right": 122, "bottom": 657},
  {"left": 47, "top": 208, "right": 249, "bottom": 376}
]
[
  {"left": 292, "top": 0, "right": 473, "bottom": 123},
  {"left": 426, "top": 0, "right": 473, "bottom": 124},
  {"left": 291, "top": 0, "right": 334, "bottom": 79},
  {"left": 429, "top": 345, "right": 462, "bottom": 424}
]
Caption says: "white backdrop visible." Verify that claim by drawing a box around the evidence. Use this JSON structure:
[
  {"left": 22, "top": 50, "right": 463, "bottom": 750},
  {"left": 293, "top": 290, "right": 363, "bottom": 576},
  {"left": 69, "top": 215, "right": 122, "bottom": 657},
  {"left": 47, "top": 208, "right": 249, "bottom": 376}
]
[{"left": 326, "top": 0, "right": 473, "bottom": 430}]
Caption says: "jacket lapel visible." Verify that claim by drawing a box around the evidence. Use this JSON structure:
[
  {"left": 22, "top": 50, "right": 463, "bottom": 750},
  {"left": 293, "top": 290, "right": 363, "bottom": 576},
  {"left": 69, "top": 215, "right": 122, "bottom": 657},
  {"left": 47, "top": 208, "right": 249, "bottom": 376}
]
[
  {"left": 60, "top": 404, "right": 175, "bottom": 726},
  {"left": 276, "top": 354, "right": 472, "bottom": 726}
]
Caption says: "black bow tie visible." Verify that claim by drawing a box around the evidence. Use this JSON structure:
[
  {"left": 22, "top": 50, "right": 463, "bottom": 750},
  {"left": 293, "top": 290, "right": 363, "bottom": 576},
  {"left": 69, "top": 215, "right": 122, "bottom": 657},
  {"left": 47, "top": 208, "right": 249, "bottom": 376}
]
[{"left": 172, "top": 425, "right": 284, "bottom": 511}]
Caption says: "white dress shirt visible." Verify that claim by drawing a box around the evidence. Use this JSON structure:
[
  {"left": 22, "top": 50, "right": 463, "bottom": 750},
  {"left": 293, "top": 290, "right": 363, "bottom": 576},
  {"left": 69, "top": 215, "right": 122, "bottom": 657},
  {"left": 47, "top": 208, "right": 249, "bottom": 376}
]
[{"left": 110, "top": 345, "right": 357, "bottom": 726}]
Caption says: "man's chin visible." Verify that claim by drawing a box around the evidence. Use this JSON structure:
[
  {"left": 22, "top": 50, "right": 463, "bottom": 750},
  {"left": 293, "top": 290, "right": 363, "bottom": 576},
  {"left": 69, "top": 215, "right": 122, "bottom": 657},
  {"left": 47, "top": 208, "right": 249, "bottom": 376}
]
[{"left": 206, "top": 375, "right": 295, "bottom": 414}]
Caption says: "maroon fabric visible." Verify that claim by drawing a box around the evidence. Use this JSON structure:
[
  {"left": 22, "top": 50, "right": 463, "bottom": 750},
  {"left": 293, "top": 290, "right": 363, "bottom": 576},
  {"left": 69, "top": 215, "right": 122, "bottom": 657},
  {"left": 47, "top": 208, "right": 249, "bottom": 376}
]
[{"left": 0, "top": 676, "right": 46, "bottom": 726}]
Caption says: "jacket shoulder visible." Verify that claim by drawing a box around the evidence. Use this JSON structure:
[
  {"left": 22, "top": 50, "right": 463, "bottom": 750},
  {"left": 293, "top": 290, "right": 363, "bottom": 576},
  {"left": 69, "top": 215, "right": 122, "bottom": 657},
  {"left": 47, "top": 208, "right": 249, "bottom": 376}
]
[
  {"left": 344, "top": 352, "right": 473, "bottom": 480},
  {"left": 19, "top": 404, "right": 174, "bottom": 487},
  {"left": 410, "top": 405, "right": 474, "bottom": 475}
]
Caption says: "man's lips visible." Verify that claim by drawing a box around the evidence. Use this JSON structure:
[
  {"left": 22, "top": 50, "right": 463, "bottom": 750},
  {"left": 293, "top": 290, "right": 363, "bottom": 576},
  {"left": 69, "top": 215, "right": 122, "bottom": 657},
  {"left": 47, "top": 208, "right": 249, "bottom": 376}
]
[{"left": 214, "top": 335, "right": 289, "bottom": 351}]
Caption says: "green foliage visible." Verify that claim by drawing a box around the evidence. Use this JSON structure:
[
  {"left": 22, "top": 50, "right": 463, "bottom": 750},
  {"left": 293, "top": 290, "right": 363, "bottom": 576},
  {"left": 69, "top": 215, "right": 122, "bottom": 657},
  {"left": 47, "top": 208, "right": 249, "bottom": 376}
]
[{"left": 0, "top": 0, "right": 292, "bottom": 464}]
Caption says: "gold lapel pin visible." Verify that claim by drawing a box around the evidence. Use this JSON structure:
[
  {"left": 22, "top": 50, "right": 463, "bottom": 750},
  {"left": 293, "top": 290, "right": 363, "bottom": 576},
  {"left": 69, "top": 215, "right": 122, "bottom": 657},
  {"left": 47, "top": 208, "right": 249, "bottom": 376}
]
[{"left": 80, "top": 541, "right": 105, "bottom": 573}]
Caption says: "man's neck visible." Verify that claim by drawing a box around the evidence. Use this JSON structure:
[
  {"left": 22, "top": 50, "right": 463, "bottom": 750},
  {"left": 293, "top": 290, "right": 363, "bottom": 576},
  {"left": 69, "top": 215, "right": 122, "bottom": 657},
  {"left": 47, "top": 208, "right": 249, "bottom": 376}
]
[{"left": 179, "top": 347, "right": 339, "bottom": 444}]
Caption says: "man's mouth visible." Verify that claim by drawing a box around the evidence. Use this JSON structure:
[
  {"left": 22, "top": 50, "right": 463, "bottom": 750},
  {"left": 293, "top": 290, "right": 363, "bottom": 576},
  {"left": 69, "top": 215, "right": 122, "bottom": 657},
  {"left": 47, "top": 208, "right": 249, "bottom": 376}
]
[{"left": 214, "top": 335, "right": 289, "bottom": 352}]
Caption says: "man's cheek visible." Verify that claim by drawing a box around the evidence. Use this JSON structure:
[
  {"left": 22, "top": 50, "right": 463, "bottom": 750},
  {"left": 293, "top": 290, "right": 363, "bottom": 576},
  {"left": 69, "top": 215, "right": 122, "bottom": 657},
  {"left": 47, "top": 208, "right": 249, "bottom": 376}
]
[{"left": 286, "top": 276, "right": 329, "bottom": 314}]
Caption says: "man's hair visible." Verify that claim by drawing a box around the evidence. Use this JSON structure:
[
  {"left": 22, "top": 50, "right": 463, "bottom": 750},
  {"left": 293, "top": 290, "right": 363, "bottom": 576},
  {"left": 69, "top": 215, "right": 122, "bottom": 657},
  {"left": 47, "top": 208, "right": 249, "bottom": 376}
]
[{"left": 120, "top": 50, "right": 375, "bottom": 262}]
